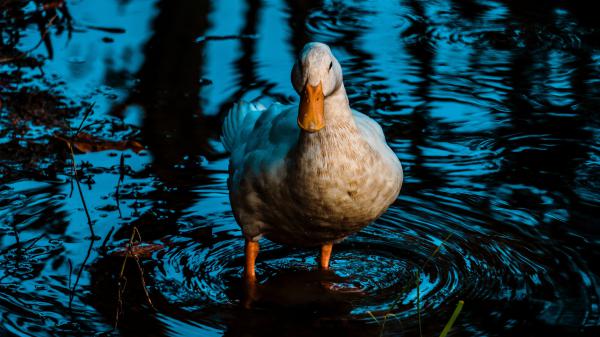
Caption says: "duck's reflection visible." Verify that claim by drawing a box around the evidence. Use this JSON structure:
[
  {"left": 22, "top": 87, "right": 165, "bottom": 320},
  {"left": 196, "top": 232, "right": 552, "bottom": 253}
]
[
  {"left": 222, "top": 269, "right": 379, "bottom": 337},
  {"left": 233, "top": 268, "right": 362, "bottom": 310}
]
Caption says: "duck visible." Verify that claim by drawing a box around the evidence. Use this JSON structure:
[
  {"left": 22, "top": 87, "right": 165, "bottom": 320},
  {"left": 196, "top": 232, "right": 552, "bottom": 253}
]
[{"left": 222, "top": 42, "right": 403, "bottom": 299}]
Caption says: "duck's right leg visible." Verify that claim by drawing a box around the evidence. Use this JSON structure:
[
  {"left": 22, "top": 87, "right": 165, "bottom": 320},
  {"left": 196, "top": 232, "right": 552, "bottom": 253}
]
[
  {"left": 244, "top": 239, "right": 259, "bottom": 282},
  {"left": 243, "top": 239, "right": 259, "bottom": 308},
  {"left": 319, "top": 242, "right": 333, "bottom": 270}
]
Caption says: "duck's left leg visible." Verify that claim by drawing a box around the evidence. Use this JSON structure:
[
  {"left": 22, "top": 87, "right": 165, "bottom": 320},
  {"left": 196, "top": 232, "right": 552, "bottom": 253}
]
[
  {"left": 319, "top": 242, "right": 333, "bottom": 270},
  {"left": 243, "top": 239, "right": 259, "bottom": 308}
]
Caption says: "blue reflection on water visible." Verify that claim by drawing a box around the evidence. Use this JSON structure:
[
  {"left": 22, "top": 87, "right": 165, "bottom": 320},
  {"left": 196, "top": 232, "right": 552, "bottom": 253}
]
[{"left": 1, "top": 0, "right": 600, "bottom": 336}]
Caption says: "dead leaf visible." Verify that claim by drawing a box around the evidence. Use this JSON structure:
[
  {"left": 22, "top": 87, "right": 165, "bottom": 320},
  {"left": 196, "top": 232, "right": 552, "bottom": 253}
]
[
  {"left": 56, "top": 132, "right": 144, "bottom": 153},
  {"left": 111, "top": 243, "right": 164, "bottom": 258}
]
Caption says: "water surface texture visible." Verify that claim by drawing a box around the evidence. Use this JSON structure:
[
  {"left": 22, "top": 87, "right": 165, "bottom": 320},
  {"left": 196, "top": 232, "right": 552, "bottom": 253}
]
[{"left": 1, "top": 0, "right": 600, "bottom": 336}]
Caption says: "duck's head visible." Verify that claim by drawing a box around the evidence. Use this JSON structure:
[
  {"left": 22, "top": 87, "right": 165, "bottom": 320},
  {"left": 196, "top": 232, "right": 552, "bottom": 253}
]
[{"left": 291, "top": 42, "right": 343, "bottom": 133}]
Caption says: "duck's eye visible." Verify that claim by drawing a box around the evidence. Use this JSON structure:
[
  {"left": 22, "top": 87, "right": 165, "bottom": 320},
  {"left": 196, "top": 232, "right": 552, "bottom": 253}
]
[{"left": 328, "top": 61, "right": 333, "bottom": 71}]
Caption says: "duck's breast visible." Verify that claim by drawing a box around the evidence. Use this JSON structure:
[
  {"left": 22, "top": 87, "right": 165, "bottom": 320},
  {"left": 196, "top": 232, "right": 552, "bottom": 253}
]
[{"left": 285, "top": 130, "right": 402, "bottom": 235}]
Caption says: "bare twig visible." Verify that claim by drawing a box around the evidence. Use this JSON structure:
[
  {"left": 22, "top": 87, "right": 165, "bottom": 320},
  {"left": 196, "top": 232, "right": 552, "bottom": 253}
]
[
  {"left": 67, "top": 141, "right": 95, "bottom": 238},
  {"left": 367, "top": 311, "right": 380, "bottom": 324},
  {"left": 66, "top": 104, "right": 98, "bottom": 309},
  {"left": 65, "top": 103, "right": 97, "bottom": 236},
  {"left": 69, "top": 236, "right": 94, "bottom": 309},
  {"left": 74, "top": 103, "right": 96, "bottom": 136},
  {"left": 115, "top": 276, "right": 127, "bottom": 328},
  {"left": 115, "top": 226, "right": 155, "bottom": 328},
  {"left": 379, "top": 313, "right": 399, "bottom": 336},
  {"left": 133, "top": 254, "right": 154, "bottom": 307},
  {"left": 100, "top": 226, "right": 115, "bottom": 252}
]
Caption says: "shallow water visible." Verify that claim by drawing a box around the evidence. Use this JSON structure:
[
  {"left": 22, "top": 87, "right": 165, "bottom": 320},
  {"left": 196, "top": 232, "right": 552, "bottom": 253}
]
[{"left": 1, "top": 0, "right": 600, "bottom": 336}]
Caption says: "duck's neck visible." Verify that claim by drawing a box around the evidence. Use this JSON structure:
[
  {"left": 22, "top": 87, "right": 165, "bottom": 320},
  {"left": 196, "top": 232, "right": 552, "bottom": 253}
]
[
  {"left": 324, "top": 83, "right": 353, "bottom": 125},
  {"left": 299, "top": 84, "right": 359, "bottom": 144}
]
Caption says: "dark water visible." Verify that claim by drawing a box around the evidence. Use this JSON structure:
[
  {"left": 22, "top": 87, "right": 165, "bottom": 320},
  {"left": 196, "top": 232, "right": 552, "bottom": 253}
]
[{"left": 1, "top": 0, "right": 600, "bottom": 336}]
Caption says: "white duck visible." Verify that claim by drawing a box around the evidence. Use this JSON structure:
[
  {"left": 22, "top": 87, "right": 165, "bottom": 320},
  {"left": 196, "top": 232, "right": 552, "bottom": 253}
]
[{"left": 222, "top": 42, "right": 403, "bottom": 291}]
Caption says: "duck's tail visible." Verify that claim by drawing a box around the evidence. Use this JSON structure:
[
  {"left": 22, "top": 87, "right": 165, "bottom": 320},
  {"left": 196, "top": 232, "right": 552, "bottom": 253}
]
[{"left": 221, "top": 101, "right": 266, "bottom": 152}]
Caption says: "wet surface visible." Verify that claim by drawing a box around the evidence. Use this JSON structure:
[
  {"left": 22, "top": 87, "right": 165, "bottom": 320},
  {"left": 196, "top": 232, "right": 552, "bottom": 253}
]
[{"left": 1, "top": 0, "right": 600, "bottom": 336}]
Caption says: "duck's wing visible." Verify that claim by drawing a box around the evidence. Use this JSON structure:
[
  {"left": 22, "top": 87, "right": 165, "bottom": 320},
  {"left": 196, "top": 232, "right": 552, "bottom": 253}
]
[
  {"left": 225, "top": 102, "right": 299, "bottom": 188},
  {"left": 221, "top": 101, "right": 266, "bottom": 152}
]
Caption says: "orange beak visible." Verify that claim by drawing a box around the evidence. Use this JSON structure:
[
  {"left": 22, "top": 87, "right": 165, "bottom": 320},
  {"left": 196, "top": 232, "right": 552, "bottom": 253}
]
[{"left": 298, "top": 81, "right": 325, "bottom": 132}]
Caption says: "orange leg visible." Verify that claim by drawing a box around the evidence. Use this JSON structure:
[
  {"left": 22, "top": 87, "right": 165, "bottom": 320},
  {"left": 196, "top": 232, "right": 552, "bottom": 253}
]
[
  {"left": 319, "top": 242, "right": 333, "bottom": 270},
  {"left": 243, "top": 239, "right": 259, "bottom": 308},
  {"left": 244, "top": 239, "right": 259, "bottom": 282}
]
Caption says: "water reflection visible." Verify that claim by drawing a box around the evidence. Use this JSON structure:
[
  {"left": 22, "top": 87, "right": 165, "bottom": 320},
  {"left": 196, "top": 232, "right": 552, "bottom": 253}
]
[{"left": 1, "top": 0, "right": 599, "bottom": 336}]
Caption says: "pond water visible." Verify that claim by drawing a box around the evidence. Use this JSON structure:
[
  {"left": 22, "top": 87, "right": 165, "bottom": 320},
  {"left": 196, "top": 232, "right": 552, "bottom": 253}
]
[{"left": 1, "top": 0, "right": 600, "bottom": 336}]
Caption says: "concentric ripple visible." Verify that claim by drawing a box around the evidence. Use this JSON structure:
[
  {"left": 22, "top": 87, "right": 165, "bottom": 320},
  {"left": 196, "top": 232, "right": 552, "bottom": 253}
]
[{"left": 149, "top": 187, "right": 599, "bottom": 334}]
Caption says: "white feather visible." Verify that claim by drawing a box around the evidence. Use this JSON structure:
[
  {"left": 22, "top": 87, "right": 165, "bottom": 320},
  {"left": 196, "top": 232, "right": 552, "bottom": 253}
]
[{"left": 221, "top": 101, "right": 266, "bottom": 152}]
